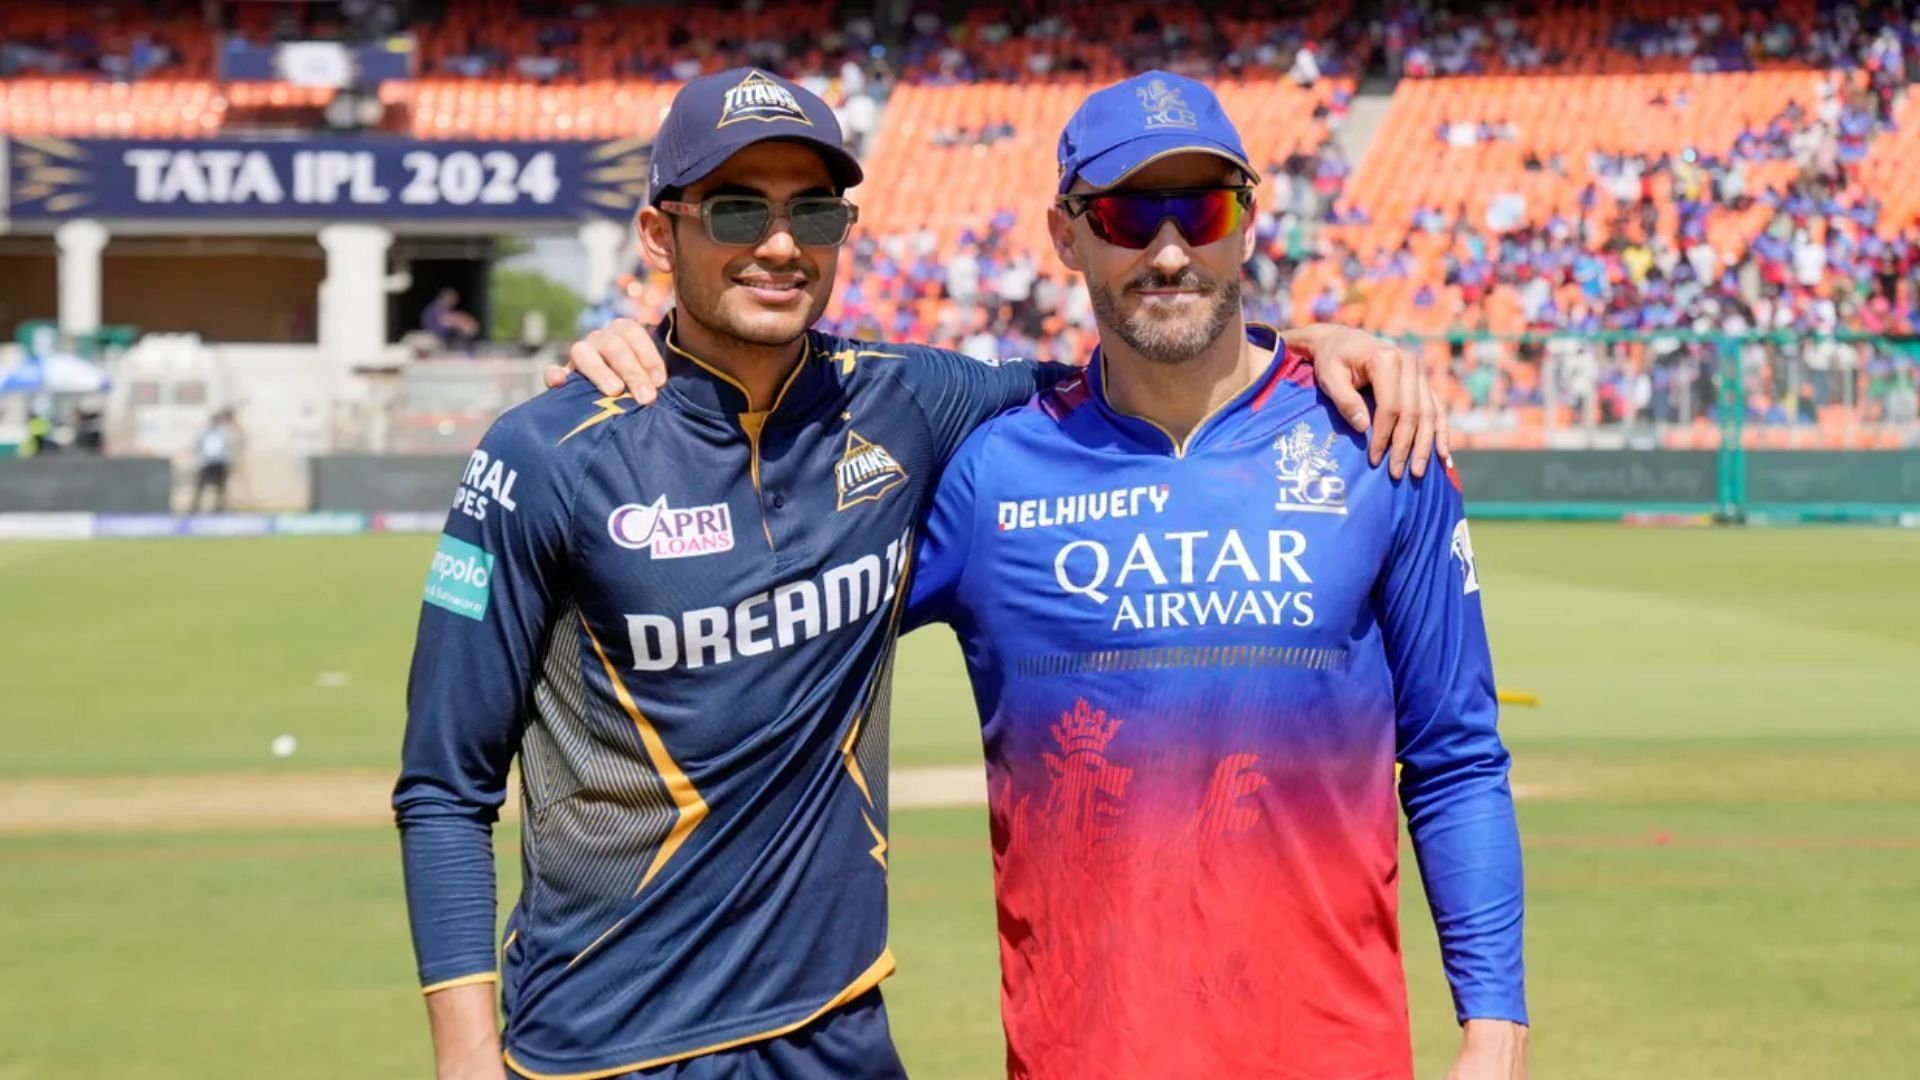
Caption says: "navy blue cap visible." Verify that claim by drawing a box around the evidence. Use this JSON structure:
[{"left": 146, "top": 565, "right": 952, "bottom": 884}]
[
  {"left": 647, "top": 68, "right": 864, "bottom": 204},
  {"left": 1056, "top": 71, "right": 1257, "bottom": 194}
]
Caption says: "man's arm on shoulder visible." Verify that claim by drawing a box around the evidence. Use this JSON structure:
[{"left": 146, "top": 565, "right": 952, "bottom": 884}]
[
  {"left": 394, "top": 404, "right": 579, "bottom": 1078},
  {"left": 545, "top": 318, "right": 1452, "bottom": 477},
  {"left": 904, "top": 418, "right": 998, "bottom": 633},
  {"left": 1286, "top": 322, "right": 1452, "bottom": 479},
  {"left": 1373, "top": 455, "right": 1528, "bottom": 1075}
]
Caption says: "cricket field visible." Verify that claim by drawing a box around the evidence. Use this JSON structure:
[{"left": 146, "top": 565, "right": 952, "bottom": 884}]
[{"left": 1, "top": 524, "right": 1915, "bottom": 1078}]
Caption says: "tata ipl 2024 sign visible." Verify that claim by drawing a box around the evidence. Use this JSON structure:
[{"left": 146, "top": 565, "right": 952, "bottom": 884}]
[{"left": 4, "top": 136, "right": 649, "bottom": 221}]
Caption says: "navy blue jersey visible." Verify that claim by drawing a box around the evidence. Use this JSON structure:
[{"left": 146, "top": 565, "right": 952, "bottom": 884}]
[
  {"left": 907, "top": 326, "right": 1525, "bottom": 1078},
  {"left": 394, "top": 319, "right": 1055, "bottom": 1078}
]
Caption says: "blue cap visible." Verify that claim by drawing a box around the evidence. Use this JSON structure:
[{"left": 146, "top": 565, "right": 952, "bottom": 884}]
[
  {"left": 647, "top": 68, "right": 863, "bottom": 204},
  {"left": 1056, "top": 71, "right": 1257, "bottom": 194}
]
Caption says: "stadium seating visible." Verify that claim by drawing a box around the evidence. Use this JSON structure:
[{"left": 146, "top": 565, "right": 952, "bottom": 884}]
[
  {"left": 0, "top": 78, "right": 226, "bottom": 137},
  {"left": 410, "top": 0, "right": 846, "bottom": 82},
  {"left": 897, "top": 2, "right": 1357, "bottom": 83},
  {"left": 1856, "top": 89, "right": 1920, "bottom": 240},
  {"left": 1384, "top": 0, "right": 1824, "bottom": 77},
  {"left": 858, "top": 79, "right": 1346, "bottom": 280},
  {"left": 2, "top": 0, "right": 1913, "bottom": 450},
  {"left": 1307, "top": 70, "right": 1830, "bottom": 332},
  {"left": 382, "top": 79, "right": 679, "bottom": 140},
  {"left": 0, "top": 0, "right": 212, "bottom": 78}
]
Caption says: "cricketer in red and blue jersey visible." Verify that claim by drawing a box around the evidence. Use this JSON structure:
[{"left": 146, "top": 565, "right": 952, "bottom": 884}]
[{"left": 905, "top": 325, "right": 1526, "bottom": 1078}]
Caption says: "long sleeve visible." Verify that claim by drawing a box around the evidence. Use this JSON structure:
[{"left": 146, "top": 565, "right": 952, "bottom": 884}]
[
  {"left": 393, "top": 408, "right": 575, "bottom": 991},
  {"left": 1375, "top": 455, "right": 1527, "bottom": 1025}
]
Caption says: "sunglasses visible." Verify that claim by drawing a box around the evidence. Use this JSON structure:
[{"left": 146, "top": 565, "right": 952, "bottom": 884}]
[
  {"left": 659, "top": 194, "right": 859, "bottom": 247},
  {"left": 1058, "top": 185, "right": 1253, "bottom": 250}
]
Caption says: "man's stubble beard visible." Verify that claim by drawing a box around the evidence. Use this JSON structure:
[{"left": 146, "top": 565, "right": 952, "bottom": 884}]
[{"left": 1088, "top": 270, "right": 1241, "bottom": 366}]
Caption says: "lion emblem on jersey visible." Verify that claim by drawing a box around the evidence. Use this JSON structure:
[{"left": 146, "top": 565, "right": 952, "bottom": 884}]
[
  {"left": 1042, "top": 699, "right": 1133, "bottom": 843},
  {"left": 1273, "top": 421, "right": 1348, "bottom": 514}
]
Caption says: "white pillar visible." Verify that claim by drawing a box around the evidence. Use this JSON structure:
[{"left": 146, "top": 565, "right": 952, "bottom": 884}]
[
  {"left": 578, "top": 218, "right": 628, "bottom": 304},
  {"left": 316, "top": 223, "right": 393, "bottom": 372},
  {"left": 55, "top": 218, "right": 110, "bottom": 336}
]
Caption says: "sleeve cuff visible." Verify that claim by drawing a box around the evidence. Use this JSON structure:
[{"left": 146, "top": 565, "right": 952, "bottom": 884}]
[
  {"left": 421, "top": 971, "right": 500, "bottom": 996},
  {"left": 1457, "top": 999, "right": 1530, "bottom": 1027}
]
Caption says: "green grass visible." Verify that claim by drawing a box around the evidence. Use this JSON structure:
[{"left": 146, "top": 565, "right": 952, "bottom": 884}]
[
  {"left": 0, "top": 534, "right": 981, "bottom": 775},
  {"left": 2, "top": 525, "right": 1917, "bottom": 1077},
  {"left": 0, "top": 536, "right": 431, "bottom": 776}
]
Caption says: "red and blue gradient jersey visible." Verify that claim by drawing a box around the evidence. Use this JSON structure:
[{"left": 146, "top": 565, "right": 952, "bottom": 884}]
[{"left": 906, "top": 326, "right": 1526, "bottom": 1079}]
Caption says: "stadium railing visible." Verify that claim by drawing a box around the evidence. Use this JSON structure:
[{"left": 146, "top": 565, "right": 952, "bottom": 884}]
[{"left": 1394, "top": 330, "right": 1920, "bottom": 524}]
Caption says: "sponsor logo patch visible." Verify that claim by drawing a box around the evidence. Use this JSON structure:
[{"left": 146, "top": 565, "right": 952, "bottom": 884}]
[
  {"left": 425, "top": 534, "right": 495, "bottom": 620},
  {"left": 834, "top": 429, "right": 907, "bottom": 510},
  {"left": 1451, "top": 519, "right": 1481, "bottom": 595},
  {"left": 454, "top": 448, "right": 521, "bottom": 522},
  {"left": 1273, "top": 421, "right": 1348, "bottom": 515},
  {"left": 609, "top": 497, "right": 736, "bottom": 559},
  {"left": 997, "top": 484, "right": 1169, "bottom": 532},
  {"left": 1052, "top": 528, "right": 1318, "bottom": 632},
  {"left": 624, "top": 526, "right": 913, "bottom": 671}
]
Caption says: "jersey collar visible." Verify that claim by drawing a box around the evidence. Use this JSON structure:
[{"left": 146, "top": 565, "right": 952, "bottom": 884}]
[
  {"left": 656, "top": 312, "right": 823, "bottom": 419},
  {"left": 1084, "top": 323, "right": 1300, "bottom": 458}
]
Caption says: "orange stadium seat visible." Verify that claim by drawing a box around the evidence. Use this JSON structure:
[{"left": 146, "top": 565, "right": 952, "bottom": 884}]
[
  {"left": 1395, "top": 0, "right": 1820, "bottom": 77},
  {"left": 1338, "top": 70, "right": 1827, "bottom": 269},
  {"left": 0, "top": 77, "right": 228, "bottom": 137},
  {"left": 1856, "top": 91, "right": 1920, "bottom": 236},
  {"left": 856, "top": 79, "right": 1349, "bottom": 287}
]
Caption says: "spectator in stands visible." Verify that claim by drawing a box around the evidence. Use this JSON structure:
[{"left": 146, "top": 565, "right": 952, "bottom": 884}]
[
  {"left": 1289, "top": 41, "right": 1321, "bottom": 87},
  {"left": 191, "top": 409, "right": 238, "bottom": 514},
  {"left": 421, "top": 287, "right": 481, "bottom": 352}
]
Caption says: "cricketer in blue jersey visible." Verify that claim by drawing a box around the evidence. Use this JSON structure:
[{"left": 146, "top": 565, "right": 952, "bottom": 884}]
[
  {"left": 400, "top": 67, "right": 1444, "bottom": 1080},
  {"left": 900, "top": 74, "right": 1529, "bottom": 1079}
]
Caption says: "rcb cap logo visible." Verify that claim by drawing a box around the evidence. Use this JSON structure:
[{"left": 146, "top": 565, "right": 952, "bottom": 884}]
[
  {"left": 718, "top": 70, "right": 812, "bottom": 127},
  {"left": 1136, "top": 78, "right": 1198, "bottom": 130}
]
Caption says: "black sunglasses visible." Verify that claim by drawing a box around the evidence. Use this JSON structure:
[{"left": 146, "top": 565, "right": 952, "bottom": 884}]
[{"left": 659, "top": 194, "right": 860, "bottom": 247}]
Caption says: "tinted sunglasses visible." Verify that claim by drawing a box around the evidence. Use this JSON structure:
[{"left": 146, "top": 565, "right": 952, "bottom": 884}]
[
  {"left": 659, "top": 194, "right": 859, "bottom": 247},
  {"left": 1058, "top": 185, "right": 1253, "bottom": 250}
]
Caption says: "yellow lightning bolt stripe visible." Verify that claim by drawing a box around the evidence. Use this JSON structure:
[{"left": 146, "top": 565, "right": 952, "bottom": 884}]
[
  {"left": 840, "top": 538, "right": 913, "bottom": 806},
  {"left": 862, "top": 810, "right": 888, "bottom": 871},
  {"left": 829, "top": 347, "right": 908, "bottom": 375},
  {"left": 838, "top": 630, "right": 878, "bottom": 803},
  {"left": 581, "top": 617, "right": 708, "bottom": 895},
  {"left": 557, "top": 394, "right": 633, "bottom": 445}
]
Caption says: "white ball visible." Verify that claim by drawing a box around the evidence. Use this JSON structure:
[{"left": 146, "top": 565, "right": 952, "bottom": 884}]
[{"left": 271, "top": 734, "right": 298, "bottom": 758}]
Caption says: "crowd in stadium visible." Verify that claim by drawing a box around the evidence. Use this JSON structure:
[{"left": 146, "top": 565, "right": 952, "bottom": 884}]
[
  {"left": 785, "top": 131, "right": 1363, "bottom": 366},
  {"left": 1379, "top": 0, "right": 1920, "bottom": 77},
  {"left": 1357, "top": 75, "right": 1920, "bottom": 340},
  {"left": 6, "top": 0, "right": 1920, "bottom": 442}
]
